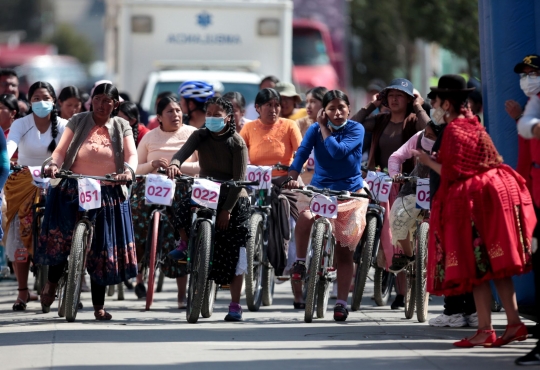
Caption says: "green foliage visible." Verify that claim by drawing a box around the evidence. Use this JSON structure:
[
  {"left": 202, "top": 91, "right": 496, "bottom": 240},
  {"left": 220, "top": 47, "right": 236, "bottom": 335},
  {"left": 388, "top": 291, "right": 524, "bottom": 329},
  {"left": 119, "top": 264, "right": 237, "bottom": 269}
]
[
  {"left": 44, "top": 23, "right": 94, "bottom": 65},
  {"left": 350, "top": 0, "right": 479, "bottom": 88}
]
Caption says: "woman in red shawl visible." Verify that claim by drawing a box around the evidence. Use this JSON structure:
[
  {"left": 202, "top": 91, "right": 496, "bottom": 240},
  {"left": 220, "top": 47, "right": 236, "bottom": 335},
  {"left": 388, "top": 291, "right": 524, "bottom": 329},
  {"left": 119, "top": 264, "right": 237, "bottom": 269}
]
[{"left": 415, "top": 75, "right": 536, "bottom": 348}]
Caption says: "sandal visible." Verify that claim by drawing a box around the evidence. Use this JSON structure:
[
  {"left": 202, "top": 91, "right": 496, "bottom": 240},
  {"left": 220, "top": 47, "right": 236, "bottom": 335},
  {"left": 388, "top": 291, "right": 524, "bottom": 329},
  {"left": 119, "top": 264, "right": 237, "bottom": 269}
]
[
  {"left": 94, "top": 309, "right": 112, "bottom": 321},
  {"left": 12, "top": 288, "right": 30, "bottom": 311},
  {"left": 453, "top": 329, "right": 496, "bottom": 348}
]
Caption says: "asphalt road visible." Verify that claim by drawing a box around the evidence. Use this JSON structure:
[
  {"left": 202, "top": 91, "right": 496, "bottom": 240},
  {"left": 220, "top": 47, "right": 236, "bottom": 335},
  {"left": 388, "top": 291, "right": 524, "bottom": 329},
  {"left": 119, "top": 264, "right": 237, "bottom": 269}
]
[{"left": 0, "top": 274, "right": 535, "bottom": 370}]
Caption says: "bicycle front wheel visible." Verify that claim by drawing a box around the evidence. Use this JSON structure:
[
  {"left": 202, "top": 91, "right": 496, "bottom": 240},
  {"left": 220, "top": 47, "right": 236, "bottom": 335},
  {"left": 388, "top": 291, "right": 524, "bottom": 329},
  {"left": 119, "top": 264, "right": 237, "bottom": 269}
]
[
  {"left": 245, "top": 213, "right": 264, "bottom": 311},
  {"left": 201, "top": 279, "right": 217, "bottom": 318},
  {"left": 262, "top": 265, "right": 275, "bottom": 307},
  {"left": 415, "top": 222, "right": 429, "bottom": 323},
  {"left": 374, "top": 267, "right": 394, "bottom": 306},
  {"left": 404, "top": 263, "right": 416, "bottom": 320},
  {"left": 351, "top": 214, "right": 377, "bottom": 311},
  {"left": 156, "top": 268, "right": 165, "bottom": 293},
  {"left": 304, "top": 222, "right": 325, "bottom": 323},
  {"left": 187, "top": 221, "right": 212, "bottom": 323},
  {"left": 65, "top": 222, "right": 89, "bottom": 322},
  {"left": 57, "top": 281, "right": 66, "bottom": 318},
  {"left": 146, "top": 212, "right": 160, "bottom": 311}
]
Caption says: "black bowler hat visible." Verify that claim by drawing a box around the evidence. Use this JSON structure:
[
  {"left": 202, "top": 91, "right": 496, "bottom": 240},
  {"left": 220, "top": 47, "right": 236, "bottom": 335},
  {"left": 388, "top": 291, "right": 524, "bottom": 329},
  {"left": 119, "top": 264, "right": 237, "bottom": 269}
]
[
  {"left": 514, "top": 54, "right": 540, "bottom": 73},
  {"left": 429, "top": 74, "right": 475, "bottom": 93}
]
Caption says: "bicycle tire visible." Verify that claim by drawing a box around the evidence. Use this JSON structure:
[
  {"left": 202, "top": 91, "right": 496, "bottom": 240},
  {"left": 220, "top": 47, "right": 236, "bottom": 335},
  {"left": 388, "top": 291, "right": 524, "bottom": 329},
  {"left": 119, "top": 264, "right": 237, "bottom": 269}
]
[
  {"left": 415, "top": 222, "right": 429, "bottom": 323},
  {"left": 374, "top": 267, "right": 394, "bottom": 306},
  {"left": 65, "top": 222, "right": 88, "bottom": 322},
  {"left": 404, "top": 263, "right": 416, "bottom": 319},
  {"left": 156, "top": 268, "right": 165, "bottom": 293},
  {"left": 187, "top": 221, "right": 212, "bottom": 323},
  {"left": 351, "top": 215, "right": 377, "bottom": 311},
  {"left": 57, "top": 281, "right": 66, "bottom": 317},
  {"left": 316, "top": 279, "right": 331, "bottom": 319},
  {"left": 262, "top": 265, "right": 275, "bottom": 306},
  {"left": 107, "top": 284, "right": 115, "bottom": 296},
  {"left": 246, "top": 213, "right": 264, "bottom": 311},
  {"left": 37, "top": 265, "right": 48, "bottom": 296},
  {"left": 304, "top": 222, "right": 325, "bottom": 323},
  {"left": 145, "top": 212, "right": 160, "bottom": 310},
  {"left": 117, "top": 282, "right": 125, "bottom": 301},
  {"left": 201, "top": 279, "right": 217, "bottom": 318}
]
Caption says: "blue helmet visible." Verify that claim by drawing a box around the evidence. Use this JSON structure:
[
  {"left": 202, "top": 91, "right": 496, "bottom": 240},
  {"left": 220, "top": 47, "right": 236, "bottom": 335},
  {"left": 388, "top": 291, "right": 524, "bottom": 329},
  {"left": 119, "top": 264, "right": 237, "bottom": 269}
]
[{"left": 178, "top": 81, "right": 215, "bottom": 103}]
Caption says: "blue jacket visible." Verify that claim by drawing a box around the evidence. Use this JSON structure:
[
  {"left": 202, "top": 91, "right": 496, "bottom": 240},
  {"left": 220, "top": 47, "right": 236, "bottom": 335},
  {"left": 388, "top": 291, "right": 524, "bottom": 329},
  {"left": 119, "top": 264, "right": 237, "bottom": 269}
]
[{"left": 290, "top": 120, "right": 364, "bottom": 192}]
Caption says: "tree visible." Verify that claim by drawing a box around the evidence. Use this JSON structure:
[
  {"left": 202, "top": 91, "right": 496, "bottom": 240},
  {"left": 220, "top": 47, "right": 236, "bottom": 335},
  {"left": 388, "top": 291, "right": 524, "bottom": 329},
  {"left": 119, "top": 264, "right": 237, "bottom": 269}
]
[
  {"left": 349, "top": 0, "right": 479, "bottom": 88},
  {"left": 44, "top": 23, "right": 94, "bottom": 65}
]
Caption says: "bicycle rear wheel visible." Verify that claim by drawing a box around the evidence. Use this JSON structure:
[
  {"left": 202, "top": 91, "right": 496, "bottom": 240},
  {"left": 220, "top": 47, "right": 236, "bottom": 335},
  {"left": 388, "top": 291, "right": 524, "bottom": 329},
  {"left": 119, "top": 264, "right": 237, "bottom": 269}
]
[
  {"left": 351, "top": 214, "right": 377, "bottom": 311},
  {"left": 201, "top": 279, "right": 217, "bottom": 318},
  {"left": 65, "top": 222, "right": 89, "bottom": 322},
  {"left": 57, "top": 280, "right": 66, "bottom": 318},
  {"left": 316, "top": 279, "right": 331, "bottom": 319},
  {"left": 415, "top": 222, "right": 429, "bottom": 323},
  {"left": 404, "top": 263, "right": 416, "bottom": 320},
  {"left": 245, "top": 213, "right": 264, "bottom": 311},
  {"left": 187, "top": 221, "right": 212, "bottom": 323},
  {"left": 304, "top": 222, "right": 325, "bottom": 323},
  {"left": 145, "top": 212, "right": 160, "bottom": 311},
  {"left": 156, "top": 268, "right": 165, "bottom": 293},
  {"left": 374, "top": 267, "right": 394, "bottom": 306}
]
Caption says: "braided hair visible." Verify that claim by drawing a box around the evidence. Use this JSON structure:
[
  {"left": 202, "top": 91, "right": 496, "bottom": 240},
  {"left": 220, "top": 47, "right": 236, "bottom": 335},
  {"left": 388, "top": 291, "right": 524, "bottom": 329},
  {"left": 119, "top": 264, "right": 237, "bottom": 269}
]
[
  {"left": 28, "top": 81, "right": 59, "bottom": 153},
  {"left": 118, "top": 101, "right": 141, "bottom": 145},
  {"left": 204, "top": 96, "right": 236, "bottom": 132}
]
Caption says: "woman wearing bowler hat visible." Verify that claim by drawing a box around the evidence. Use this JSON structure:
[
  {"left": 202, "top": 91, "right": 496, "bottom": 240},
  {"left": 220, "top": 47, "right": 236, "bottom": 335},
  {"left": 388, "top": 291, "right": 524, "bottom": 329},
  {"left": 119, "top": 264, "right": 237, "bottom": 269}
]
[{"left": 416, "top": 74, "right": 536, "bottom": 348}]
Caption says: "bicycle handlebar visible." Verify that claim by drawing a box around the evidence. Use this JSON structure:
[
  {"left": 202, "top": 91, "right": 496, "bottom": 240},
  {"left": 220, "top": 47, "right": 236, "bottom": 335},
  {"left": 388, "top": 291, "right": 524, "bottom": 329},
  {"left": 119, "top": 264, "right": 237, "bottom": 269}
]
[
  {"left": 47, "top": 170, "right": 131, "bottom": 185},
  {"left": 156, "top": 169, "right": 259, "bottom": 188},
  {"left": 292, "top": 185, "right": 372, "bottom": 201}
]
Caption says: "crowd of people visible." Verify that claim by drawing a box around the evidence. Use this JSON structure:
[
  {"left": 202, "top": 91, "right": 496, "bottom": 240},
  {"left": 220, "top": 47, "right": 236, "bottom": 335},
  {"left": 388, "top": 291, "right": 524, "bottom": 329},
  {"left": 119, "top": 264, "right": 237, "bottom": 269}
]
[{"left": 2, "top": 53, "right": 540, "bottom": 365}]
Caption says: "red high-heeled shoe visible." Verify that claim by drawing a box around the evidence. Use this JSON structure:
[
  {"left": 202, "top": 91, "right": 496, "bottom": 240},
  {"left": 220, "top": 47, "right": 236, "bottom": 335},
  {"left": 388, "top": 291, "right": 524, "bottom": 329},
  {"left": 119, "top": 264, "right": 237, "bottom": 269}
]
[
  {"left": 491, "top": 323, "right": 528, "bottom": 347},
  {"left": 453, "top": 329, "right": 496, "bottom": 348}
]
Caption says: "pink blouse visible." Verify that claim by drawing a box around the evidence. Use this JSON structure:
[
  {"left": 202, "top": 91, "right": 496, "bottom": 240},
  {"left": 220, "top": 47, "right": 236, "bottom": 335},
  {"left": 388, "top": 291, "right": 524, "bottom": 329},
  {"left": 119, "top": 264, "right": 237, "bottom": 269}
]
[
  {"left": 387, "top": 131, "right": 422, "bottom": 177},
  {"left": 70, "top": 125, "right": 117, "bottom": 176}
]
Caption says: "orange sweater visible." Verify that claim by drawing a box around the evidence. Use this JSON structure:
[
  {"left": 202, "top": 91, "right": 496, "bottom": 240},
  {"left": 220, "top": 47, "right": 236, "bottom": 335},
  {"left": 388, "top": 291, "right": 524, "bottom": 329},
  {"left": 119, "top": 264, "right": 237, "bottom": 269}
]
[{"left": 240, "top": 118, "right": 302, "bottom": 176}]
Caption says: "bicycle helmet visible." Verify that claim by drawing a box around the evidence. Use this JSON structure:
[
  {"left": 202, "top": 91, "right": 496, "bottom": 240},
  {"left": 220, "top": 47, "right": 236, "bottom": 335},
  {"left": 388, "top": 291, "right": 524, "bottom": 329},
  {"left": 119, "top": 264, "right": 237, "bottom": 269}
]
[{"left": 178, "top": 81, "right": 215, "bottom": 103}]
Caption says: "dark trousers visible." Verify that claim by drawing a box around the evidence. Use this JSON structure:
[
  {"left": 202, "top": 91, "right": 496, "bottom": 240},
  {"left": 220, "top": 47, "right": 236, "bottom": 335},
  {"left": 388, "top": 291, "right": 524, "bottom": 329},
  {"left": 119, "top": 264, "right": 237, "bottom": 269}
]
[
  {"left": 443, "top": 293, "right": 476, "bottom": 315},
  {"left": 48, "top": 261, "right": 106, "bottom": 307}
]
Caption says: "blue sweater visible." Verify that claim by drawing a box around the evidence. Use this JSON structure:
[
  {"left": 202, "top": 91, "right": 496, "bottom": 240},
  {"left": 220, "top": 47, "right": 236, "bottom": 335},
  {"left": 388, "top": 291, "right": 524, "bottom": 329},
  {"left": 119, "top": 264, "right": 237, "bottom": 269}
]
[{"left": 290, "top": 120, "right": 364, "bottom": 192}]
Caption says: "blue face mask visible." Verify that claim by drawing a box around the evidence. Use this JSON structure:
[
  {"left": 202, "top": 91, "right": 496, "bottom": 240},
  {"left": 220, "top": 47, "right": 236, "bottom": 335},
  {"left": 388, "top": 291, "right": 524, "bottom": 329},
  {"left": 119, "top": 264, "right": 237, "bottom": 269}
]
[
  {"left": 327, "top": 120, "right": 348, "bottom": 131},
  {"left": 32, "top": 101, "right": 54, "bottom": 118},
  {"left": 205, "top": 117, "right": 226, "bottom": 132}
]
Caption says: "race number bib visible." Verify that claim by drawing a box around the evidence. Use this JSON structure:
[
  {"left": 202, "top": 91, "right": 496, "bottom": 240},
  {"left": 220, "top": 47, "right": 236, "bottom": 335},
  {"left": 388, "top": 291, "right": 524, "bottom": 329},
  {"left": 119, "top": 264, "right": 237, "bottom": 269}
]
[
  {"left": 365, "top": 171, "right": 391, "bottom": 203},
  {"left": 145, "top": 174, "right": 175, "bottom": 206},
  {"left": 310, "top": 194, "right": 338, "bottom": 219},
  {"left": 28, "top": 166, "right": 50, "bottom": 189},
  {"left": 416, "top": 179, "right": 431, "bottom": 210},
  {"left": 306, "top": 150, "right": 315, "bottom": 170},
  {"left": 78, "top": 178, "right": 101, "bottom": 210},
  {"left": 246, "top": 165, "right": 272, "bottom": 190},
  {"left": 191, "top": 179, "right": 221, "bottom": 209}
]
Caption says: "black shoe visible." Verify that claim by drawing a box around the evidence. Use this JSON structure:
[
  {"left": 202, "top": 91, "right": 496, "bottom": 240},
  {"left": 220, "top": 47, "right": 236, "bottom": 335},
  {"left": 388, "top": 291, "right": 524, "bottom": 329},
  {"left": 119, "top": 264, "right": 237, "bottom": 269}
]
[
  {"left": 291, "top": 261, "right": 306, "bottom": 281},
  {"left": 516, "top": 348, "right": 540, "bottom": 366},
  {"left": 389, "top": 254, "right": 414, "bottom": 273},
  {"left": 293, "top": 302, "right": 306, "bottom": 310},
  {"left": 333, "top": 303, "right": 349, "bottom": 322},
  {"left": 391, "top": 294, "right": 405, "bottom": 310},
  {"left": 134, "top": 283, "right": 146, "bottom": 299}
]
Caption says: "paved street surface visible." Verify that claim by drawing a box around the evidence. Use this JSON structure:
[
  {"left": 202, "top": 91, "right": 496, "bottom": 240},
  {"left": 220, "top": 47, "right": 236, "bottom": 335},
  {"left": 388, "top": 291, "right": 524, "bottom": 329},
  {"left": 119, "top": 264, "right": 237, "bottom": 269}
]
[{"left": 0, "top": 274, "right": 535, "bottom": 370}]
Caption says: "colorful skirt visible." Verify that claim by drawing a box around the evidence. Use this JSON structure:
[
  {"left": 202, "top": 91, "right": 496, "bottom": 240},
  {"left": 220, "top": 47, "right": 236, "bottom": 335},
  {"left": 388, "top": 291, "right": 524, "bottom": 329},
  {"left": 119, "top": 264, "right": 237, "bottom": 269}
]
[
  {"left": 130, "top": 180, "right": 190, "bottom": 278},
  {"left": 176, "top": 193, "right": 251, "bottom": 285},
  {"left": 36, "top": 178, "right": 138, "bottom": 286}
]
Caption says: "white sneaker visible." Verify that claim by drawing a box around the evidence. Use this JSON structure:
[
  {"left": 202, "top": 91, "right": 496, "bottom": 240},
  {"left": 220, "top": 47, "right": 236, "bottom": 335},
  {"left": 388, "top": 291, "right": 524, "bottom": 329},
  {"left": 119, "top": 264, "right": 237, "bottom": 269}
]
[
  {"left": 465, "top": 312, "right": 478, "bottom": 327},
  {"left": 428, "top": 313, "right": 467, "bottom": 327}
]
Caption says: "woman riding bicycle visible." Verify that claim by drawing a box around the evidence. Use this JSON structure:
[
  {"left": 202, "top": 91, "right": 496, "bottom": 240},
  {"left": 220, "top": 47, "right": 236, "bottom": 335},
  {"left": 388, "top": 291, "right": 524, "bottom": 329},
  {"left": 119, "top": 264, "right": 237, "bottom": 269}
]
[
  {"left": 38, "top": 82, "right": 138, "bottom": 321},
  {"left": 351, "top": 78, "right": 430, "bottom": 309},
  {"left": 286, "top": 90, "right": 368, "bottom": 321},
  {"left": 166, "top": 97, "right": 250, "bottom": 322},
  {"left": 131, "top": 95, "right": 199, "bottom": 306},
  {"left": 387, "top": 121, "right": 441, "bottom": 272},
  {"left": 239, "top": 88, "right": 303, "bottom": 301},
  {"left": 417, "top": 74, "right": 535, "bottom": 348},
  {"left": 5, "top": 81, "right": 68, "bottom": 311}
]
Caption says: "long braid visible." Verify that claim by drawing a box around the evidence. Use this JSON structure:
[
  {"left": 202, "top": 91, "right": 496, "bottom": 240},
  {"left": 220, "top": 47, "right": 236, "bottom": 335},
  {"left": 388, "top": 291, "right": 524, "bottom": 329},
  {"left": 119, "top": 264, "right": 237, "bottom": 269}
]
[
  {"left": 47, "top": 106, "right": 59, "bottom": 153},
  {"left": 131, "top": 122, "right": 139, "bottom": 146}
]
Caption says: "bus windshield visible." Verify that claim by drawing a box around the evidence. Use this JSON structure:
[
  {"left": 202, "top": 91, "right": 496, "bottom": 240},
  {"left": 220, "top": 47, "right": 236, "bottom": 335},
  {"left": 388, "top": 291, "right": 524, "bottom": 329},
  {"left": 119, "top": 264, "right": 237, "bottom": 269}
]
[{"left": 292, "top": 29, "right": 330, "bottom": 66}]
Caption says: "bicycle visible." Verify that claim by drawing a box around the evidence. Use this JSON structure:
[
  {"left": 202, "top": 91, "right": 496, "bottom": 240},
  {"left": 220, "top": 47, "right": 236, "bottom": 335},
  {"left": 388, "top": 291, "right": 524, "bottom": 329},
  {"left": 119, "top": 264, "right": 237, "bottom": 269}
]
[
  {"left": 168, "top": 174, "right": 258, "bottom": 323},
  {"left": 292, "top": 185, "right": 369, "bottom": 323},
  {"left": 10, "top": 164, "right": 51, "bottom": 312},
  {"left": 351, "top": 169, "right": 395, "bottom": 310},
  {"left": 387, "top": 175, "right": 430, "bottom": 322},
  {"left": 41, "top": 158, "right": 135, "bottom": 322},
  {"left": 244, "top": 162, "right": 290, "bottom": 312}
]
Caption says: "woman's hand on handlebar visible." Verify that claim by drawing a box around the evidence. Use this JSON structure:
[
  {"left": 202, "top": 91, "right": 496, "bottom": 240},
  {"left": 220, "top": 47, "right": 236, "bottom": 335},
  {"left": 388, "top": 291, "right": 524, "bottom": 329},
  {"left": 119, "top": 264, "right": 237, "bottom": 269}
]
[
  {"left": 152, "top": 158, "right": 169, "bottom": 169},
  {"left": 284, "top": 179, "right": 301, "bottom": 189},
  {"left": 166, "top": 165, "right": 182, "bottom": 179},
  {"left": 114, "top": 171, "right": 132, "bottom": 185},
  {"left": 44, "top": 164, "right": 59, "bottom": 179},
  {"left": 393, "top": 173, "right": 404, "bottom": 183}
]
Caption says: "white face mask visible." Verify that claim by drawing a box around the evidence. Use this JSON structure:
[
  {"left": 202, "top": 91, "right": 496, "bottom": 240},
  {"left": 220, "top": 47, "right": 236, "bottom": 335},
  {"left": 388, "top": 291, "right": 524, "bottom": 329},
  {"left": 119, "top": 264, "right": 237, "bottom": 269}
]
[
  {"left": 421, "top": 135, "right": 435, "bottom": 152},
  {"left": 520, "top": 76, "right": 540, "bottom": 97},
  {"left": 430, "top": 107, "right": 446, "bottom": 125}
]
